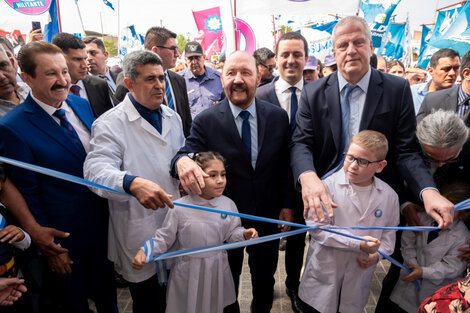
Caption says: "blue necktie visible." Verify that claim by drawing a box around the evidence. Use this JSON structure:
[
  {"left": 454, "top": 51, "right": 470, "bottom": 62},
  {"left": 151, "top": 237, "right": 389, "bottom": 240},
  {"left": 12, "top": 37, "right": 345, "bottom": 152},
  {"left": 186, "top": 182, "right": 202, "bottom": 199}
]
[
  {"left": 149, "top": 108, "right": 163, "bottom": 134},
  {"left": 53, "top": 109, "right": 84, "bottom": 150},
  {"left": 239, "top": 111, "right": 251, "bottom": 161},
  {"left": 321, "top": 84, "right": 357, "bottom": 180},
  {"left": 289, "top": 86, "right": 298, "bottom": 130},
  {"left": 164, "top": 73, "right": 175, "bottom": 111}
]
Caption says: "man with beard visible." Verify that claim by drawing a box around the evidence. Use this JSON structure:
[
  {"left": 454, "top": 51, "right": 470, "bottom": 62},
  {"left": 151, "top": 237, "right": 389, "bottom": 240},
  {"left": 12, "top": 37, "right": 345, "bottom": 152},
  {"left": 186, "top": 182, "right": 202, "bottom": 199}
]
[
  {"left": 179, "top": 41, "right": 224, "bottom": 119},
  {"left": 171, "top": 51, "right": 294, "bottom": 313}
]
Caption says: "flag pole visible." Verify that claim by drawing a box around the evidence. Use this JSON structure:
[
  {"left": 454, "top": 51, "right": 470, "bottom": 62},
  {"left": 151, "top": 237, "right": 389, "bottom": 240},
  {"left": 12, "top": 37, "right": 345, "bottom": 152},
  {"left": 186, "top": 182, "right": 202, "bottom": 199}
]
[
  {"left": 56, "top": 0, "right": 62, "bottom": 32},
  {"left": 74, "top": 0, "right": 86, "bottom": 35},
  {"left": 233, "top": 0, "right": 238, "bottom": 50},
  {"left": 118, "top": 0, "right": 121, "bottom": 58}
]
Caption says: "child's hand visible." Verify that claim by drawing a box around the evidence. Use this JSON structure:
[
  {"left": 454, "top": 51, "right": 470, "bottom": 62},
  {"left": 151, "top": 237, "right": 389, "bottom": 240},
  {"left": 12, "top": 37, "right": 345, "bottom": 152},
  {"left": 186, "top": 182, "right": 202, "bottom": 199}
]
[
  {"left": 357, "top": 252, "right": 379, "bottom": 269},
  {"left": 0, "top": 225, "right": 25, "bottom": 244},
  {"left": 132, "top": 249, "right": 147, "bottom": 270},
  {"left": 401, "top": 263, "right": 423, "bottom": 282},
  {"left": 359, "top": 236, "right": 380, "bottom": 254},
  {"left": 243, "top": 228, "right": 258, "bottom": 240}
]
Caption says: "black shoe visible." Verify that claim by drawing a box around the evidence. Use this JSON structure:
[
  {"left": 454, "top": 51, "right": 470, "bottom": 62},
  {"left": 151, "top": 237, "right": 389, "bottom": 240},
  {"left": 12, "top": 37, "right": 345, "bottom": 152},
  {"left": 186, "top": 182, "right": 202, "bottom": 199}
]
[
  {"left": 279, "top": 237, "right": 287, "bottom": 251},
  {"left": 286, "top": 287, "right": 304, "bottom": 313}
]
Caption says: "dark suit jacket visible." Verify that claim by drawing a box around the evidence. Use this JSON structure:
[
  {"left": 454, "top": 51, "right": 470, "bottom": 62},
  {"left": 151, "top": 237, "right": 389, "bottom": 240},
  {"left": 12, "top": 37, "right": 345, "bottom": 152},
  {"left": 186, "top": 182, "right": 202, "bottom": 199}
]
[
  {"left": 256, "top": 76, "right": 282, "bottom": 107},
  {"left": 171, "top": 98, "right": 293, "bottom": 227},
  {"left": 113, "top": 70, "right": 192, "bottom": 137},
  {"left": 82, "top": 75, "right": 114, "bottom": 118},
  {"left": 0, "top": 95, "right": 108, "bottom": 250},
  {"left": 167, "top": 70, "right": 192, "bottom": 137},
  {"left": 109, "top": 68, "right": 118, "bottom": 84},
  {"left": 416, "top": 86, "right": 465, "bottom": 122},
  {"left": 290, "top": 69, "right": 436, "bottom": 199}
]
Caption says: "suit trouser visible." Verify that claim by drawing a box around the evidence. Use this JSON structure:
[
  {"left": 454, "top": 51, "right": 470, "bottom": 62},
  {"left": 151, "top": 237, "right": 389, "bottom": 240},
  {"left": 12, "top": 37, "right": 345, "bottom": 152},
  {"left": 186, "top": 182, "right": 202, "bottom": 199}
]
[
  {"left": 227, "top": 222, "right": 279, "bottom": 313},
  {"left": 285, "top": 193, "right": 306, "bottom": 291},
  {"left": 128, "top": 273, "right": 167, "bottom": 313}
]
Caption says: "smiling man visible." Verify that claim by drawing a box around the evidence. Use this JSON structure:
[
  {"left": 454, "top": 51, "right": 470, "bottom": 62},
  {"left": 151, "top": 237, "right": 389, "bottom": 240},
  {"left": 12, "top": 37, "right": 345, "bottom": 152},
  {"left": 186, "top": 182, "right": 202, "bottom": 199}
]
[
  {"left": 52, "top": 33, "right": 114, "bottom": 117},
  {"left": 0, "top": 41, "right": 117, "bottom": 313},
  {"left": 84, "top": 50, "right": 184, "bottom": 313},
  {"left": 179, "top": 41, "right": 224, "bottom": 118}
]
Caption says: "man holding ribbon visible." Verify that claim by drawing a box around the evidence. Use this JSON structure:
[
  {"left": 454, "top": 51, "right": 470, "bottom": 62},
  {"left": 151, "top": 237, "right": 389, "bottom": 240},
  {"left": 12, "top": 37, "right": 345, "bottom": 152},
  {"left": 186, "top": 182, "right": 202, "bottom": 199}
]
[{"left": 84, "top": 50, "right": 184, "bottom": 313}]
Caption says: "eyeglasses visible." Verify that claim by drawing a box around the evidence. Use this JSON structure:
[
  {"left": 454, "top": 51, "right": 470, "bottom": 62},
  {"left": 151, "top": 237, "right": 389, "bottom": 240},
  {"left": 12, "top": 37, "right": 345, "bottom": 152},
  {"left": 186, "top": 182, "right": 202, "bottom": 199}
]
[
  {"left": 157, "top": 45, "right": 179, "bottom": 53},
  {"left": 423, "top": 154, "right": 460, "bottom": 165},
  {"left": 259, "top": 63, "right": 276, "bottom": 71},
  {"left": 343, "top": 153, "right": 383, "bottom": 168}
]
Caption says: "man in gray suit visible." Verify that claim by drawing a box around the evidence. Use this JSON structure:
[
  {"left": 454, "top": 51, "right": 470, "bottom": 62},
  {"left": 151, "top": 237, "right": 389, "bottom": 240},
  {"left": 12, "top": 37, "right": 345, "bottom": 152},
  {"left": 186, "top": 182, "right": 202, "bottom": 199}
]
[{"left": 52, "top": 33, "right": 114, "bottom": 118}]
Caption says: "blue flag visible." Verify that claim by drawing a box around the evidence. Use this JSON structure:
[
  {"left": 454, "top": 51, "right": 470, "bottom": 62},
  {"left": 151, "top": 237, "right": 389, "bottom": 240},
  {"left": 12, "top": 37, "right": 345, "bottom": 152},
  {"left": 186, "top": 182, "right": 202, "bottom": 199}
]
[
  {"left": 419, "top": 25, "right": 432, "bottom": 56},
  {"left": 360, "top": 0, "right": 386, "bottom": 24},
  {"left": 103, "top": 0, "right": 115, "bottom": 10},
  {"left": 418, "top": 7, "right": 461, "bottom": 68},
  {"left": 378, "top": 22, "right": 405, "bottom": 59},
  {"left": 370, "top": 0, "right": 402, "bottom": 48},
  {"left": 43, "top": 0, "right": 59, "bottom": 43},
  {"left": 428, "top": 1, "right": 470, "bottom": 58},
  {"left": 310, "top": 20, "right": 338, "bottom": 34}
]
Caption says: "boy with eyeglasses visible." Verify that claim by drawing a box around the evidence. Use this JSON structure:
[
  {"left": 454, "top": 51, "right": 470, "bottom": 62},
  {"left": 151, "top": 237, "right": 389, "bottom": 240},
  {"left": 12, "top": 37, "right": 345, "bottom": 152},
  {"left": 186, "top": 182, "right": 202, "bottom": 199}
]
[{"left": 298, "top": 130, "right": 399, "bottom": 313}]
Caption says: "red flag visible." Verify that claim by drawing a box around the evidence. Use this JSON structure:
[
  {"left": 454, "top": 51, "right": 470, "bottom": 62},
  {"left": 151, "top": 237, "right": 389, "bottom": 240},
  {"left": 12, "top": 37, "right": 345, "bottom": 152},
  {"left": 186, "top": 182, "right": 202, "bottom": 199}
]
[{"left": 192, "top": 7, "right": 224, "bottom": 59}]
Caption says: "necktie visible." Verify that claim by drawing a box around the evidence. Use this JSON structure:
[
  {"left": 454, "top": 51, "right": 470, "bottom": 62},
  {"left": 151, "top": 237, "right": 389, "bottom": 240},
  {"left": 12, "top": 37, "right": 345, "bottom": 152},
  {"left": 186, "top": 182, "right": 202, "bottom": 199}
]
[
  {"left": 289, "top": 86, "right": 298, "bottom": 130},
  {"left": 427, "top": 221, "right": 441, "bottom": 244},
  {"left": 239, "top": 111, "right": 251, "bottom": 161},
  {"left": 320, "top": 84, "right": 357, "bottom": 180},
  {"left": 149, "top": 109, "right": 163, "bottom": 134},
  {"left": 53, "top": 109, "right": 84, "bottom": 150},
  {"left": 70, "top": 85, "right": 81, "bottom": 97},
  {"left": 164, "top": 73, "right": 175, "bottom": 111}
]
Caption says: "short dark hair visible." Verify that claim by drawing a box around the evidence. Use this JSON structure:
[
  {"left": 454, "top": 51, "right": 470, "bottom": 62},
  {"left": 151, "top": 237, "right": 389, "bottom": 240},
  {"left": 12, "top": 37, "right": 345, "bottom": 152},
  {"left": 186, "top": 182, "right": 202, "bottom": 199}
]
[
  {"left": 192, "top": 151, "right": 226, "bottom": 170},
  {"left": 144, "top": 27, "right": 177, "bottom": 50},
  {"left": 0, "top": 36, "right": 14, "bottom": 55},
  {"left": 429, "top": 48, "right": 460, "bottom": 68},
  {"left": 123, "top": 50, "right": 163, "bottom": 82},
  {"left": 370, "top": 54, "right": 377, "bottom": 69},
  {"left": 460, "top": 50, "right": 470, "bottom": 77},
  {"left": 18, "top": 41, "right": 64, "bottom": 77},
  {"left": 276, "top": 32, "right": 308, "bottom": 57},
  {"left": 83, "top": 36, "right": 106, "bottom": 53},
  {"left": 253, "top": 47, "right": 275, "bottom": 65},
  {"left": 52, "top": 32, "right": 86, "bottom": 53}
]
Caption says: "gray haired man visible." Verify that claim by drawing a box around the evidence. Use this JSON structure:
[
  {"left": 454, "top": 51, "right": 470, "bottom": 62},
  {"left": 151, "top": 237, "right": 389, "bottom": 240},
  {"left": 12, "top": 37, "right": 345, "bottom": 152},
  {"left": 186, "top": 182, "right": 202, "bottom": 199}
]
[{"left": 84, "top": 50, "right": 184, "bottom": 313}]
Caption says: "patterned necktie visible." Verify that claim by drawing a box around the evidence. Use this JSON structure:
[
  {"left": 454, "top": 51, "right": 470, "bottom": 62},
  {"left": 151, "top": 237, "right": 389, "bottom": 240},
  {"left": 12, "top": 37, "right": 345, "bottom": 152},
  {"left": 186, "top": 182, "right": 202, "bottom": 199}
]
[
  {"left": 149, "top": 109, "right": 163, "bottom": 134},
  {"left": 164, "top": 73, "right": 175, "bottom": 111},
  {"left": 70, "top": 85, "right": 81, "bottom": 97},
  {"left": 53, "top": 109, "right": 84, "bottom": 150},
  {"left": 289, "top": 86, "right": 298, "bottom": 131},
  {"left": 239, "top": 111, "right": 251, "bottom": 161}
]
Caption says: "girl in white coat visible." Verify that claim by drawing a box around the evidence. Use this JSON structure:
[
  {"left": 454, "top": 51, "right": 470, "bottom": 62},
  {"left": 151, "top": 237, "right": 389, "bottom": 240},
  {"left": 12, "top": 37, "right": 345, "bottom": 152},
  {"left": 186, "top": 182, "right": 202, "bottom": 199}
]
[{"left": 133, "top": 151, "right": 258, "bottom": 313}]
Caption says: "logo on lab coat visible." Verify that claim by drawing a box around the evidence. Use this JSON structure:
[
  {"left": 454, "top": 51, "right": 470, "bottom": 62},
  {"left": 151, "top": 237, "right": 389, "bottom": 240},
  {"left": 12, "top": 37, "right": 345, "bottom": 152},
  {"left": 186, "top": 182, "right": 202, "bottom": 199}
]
[{"left": 374, "top": 209, "right": 383, "bottom": 218}]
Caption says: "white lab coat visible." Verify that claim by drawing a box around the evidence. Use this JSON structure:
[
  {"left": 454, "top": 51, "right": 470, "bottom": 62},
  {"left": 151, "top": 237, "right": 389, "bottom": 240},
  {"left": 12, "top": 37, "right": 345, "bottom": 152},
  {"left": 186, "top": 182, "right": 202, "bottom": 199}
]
[
  {"left": 299, "top": 169, "right": 399, "bottom": 313},
  {"left": 148, "top": 194, "right": 245, "bottom": 313},
  {"left": 83, "top": 95, "right": 184, "bottom": 282},
  {"left": 390, "top": 212, "right": 470, "bottom": 312}
]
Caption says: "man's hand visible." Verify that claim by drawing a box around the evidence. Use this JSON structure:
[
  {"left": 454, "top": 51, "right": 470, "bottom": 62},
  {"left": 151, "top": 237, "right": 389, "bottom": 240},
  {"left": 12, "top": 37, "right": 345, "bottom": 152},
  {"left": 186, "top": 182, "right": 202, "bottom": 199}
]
[
  {"left": 27, "top": 29, "right": 43, "bottom": 43},
  {"left": 278, "top": 208, "right": 294, "bottom": 232},
  {"left": 47, "top": 252, "right": 73, "bottom": 274},
  {"left": 458, "top": 239, "right": 470, "bottom": 262},
  {"left": 422, "top": 189, "right": 454, "bottom": 228},
  {"left": 357, "top": 252, "right": 379, "bottom": 269},
  {"left": 359, "top": 236, "right": 380, "bottom": 254},
  {"left": 403, "top": 203, "right": 425, "bottom": 234},
  {"left": 299, "top": 172, "right": 336, "bottom": 222},
  {"left": 129, "top": 177, "right": 174, "bottom": 210},
  {"left": 0, "top": 278, "right": 27, "bottom": 306},
  {"left": 176, "top": 156, "right": 208, "bottom": 195},
  {"left": 401, "top": 263, "right": 423, "bottom": 282},
  {"left": 30, "top": 226, "right": 69, "bottom": 256},
  {"left": 0, "top": 225, "right": 25, "bottom": 244}
]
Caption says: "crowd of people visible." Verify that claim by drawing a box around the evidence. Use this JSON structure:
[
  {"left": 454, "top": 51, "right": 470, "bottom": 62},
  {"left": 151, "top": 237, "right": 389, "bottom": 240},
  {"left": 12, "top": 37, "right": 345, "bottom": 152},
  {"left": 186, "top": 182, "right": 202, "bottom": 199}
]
[{"left": 0, "top": 14, "right": 468, "bottom": 313}]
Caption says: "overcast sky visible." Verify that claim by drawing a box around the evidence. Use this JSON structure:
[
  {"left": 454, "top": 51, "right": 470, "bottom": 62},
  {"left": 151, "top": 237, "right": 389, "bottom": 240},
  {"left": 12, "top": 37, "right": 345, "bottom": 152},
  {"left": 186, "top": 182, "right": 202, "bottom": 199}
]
[{"left": 1, "top": 0, "right": 460, "bottom": 49}]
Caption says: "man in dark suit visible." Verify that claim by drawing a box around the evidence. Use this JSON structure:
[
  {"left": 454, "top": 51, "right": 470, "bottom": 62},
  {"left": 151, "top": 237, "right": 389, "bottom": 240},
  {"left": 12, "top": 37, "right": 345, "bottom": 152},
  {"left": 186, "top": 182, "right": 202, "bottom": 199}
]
[
  {"left": 0, "top": 41, "right": 116, "bottom": 312},
  {"left": 291, "top": 16, "right": 454, "bottom": 231},
  {"left": 256, "top": 32, "right": 308, "bottom": 313},
  {"left": 83, "top": 36, "right": 118, "bottom": 93},
  {"left": 52, "top": 33, "right": 114, "bottom": 118},
  {"left": 171, "top": 51, "right": 293, "bottom": 313}
]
